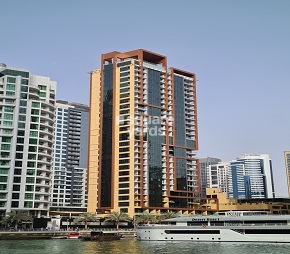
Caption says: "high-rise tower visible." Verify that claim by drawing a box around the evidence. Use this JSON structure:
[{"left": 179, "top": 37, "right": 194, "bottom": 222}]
[
  {"left": 50, "top": 100, "right": 89, "bottom": 214},
  {"left": 284, "top": 151, "right": 290, "bottom": 197},
  {"left": 0, "top": 64, "right": 56, "bottom": 217},
  {"left": 88, "top": 50, "right": 199, "bottom": 216}
]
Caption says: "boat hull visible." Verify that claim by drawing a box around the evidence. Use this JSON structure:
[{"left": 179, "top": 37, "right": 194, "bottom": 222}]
[{"left": 137, "top": 226, "right": 290, "bottom": 243}]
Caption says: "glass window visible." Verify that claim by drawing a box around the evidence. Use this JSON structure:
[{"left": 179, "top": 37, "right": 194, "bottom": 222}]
[
  {"left": 26, "top": 177, "right": 34, "bottom": 183},
  {"left": 28, "top": 154, "right": 36, "bottom": 160},
  {"left": 2, "top": 137, "right": 11, "bottom": 143},
  {"left": 20, "top": 100, "right": 27, "bottom": 106},
  {"left": 38, "top": 85, "right": 47, "bottom": 91},
  {"left": 32, "top": 102, "right": 40, "bottom": 108},
  {"left": 31, "top": 109, "right": 39, "bottom": 115},
  {"left": 27, "top": 170, "right": 35, "bottom": 175},
  {"left": 21, "top": 86, "right": 28, "bottom": 92},
  {"left": 29, "top": 131, "right": 38, "bottom": 137},
  {"left": 25, "top": 185, "right": 34, "bottom": 191},
  {"left": 4, "top": 106, "right": 13, "bottom": 112},
  {"left": 27, "top": 161, "right": 35, "bottom": 167},
  {"left": 7, "top": 77, "right": 16, "bottom": 83},
  {"left": 18, "top": 122, "right": 25, "bottom": 129},
  {"left": 20, "top": 93, "right": 27, "bottom": 99},
  {"left": 0, "top": 168, "right": 9, "bottom": 175},
  {"left": 16, "top": 145, "right": 23, "bottom": 151},
  {"left": 39, "top": 92, "right": 46, "bottom": 97},
  {"left": 18, "top": 115, "right": 26, "bottom": 121},
  {"left": 19, "top": 108, "right": 26, "bottom": 114},
  {"left": 21, "top": 79, "right": 28, "bottom": 85},
  {"left": 3, "top": 121, "right": 13, "bottom": 127},
  {"left": 11, "top": 201, "right": 19, "bottom": 207},
  {"left": 24, "top": 202, "right": 33, "bottom": 208},
  {"left": 6, "top": 91, "right": 15, "bottom": 96},
  {"left": 15, "top": 153, "right": 23, "bottom": 159},
  {"left": 17, "top": 130, "right": 25, "bottom": 136},
  {"left": 6, "top": 84, "right": 15, "bottom": 90},
  {"left": 25, "top": 193, "right": 33, "bottom": 199},
  {"left": 4, "top": 114, "right": 13, "bottom": 120},
  {"left": 29, "top": 139, "right": 37, "bottom": 145},
  {"left": 2, "top": 129, "right": 12, "bottom": 134},
  {"left": 1, "top": 144, "right": 10, "bottom": 151}
]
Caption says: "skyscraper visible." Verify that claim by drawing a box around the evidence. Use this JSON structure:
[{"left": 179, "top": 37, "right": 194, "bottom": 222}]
[
  {"left": 198, "top": 157, "right": 221, "bottom": 197},
  {"left": 207, "top": 154, "right": 275, "bottom": 199},
  {"left": 50, "top": 100, "right": 89, "bottom": 214},
  {"left": 284, "top": 151, "right": 290, "bottom": 197},
  {"left": 0, "top": 64, "right": 56, "bottom": 217},
  {"left": 88, "top": 49, "right": 199, "bottom": 216}
]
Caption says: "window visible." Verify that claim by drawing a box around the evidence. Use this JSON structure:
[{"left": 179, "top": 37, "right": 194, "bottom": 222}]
[
  {"left": 6, "top": 91, "right": 15, "bottom": 96},
  {"left": 7, "top": 77, "right": 16, "bottom": 83},
  {"left": 2, "top": 137, "right": 11, "bottom": 143},
  {"left": 4, "top": 114, "right": 13, "bottom": 120},
  {"left": 19, "top": 108, "right": 27, "bottom": 114},
  {"left": 29, "top": 139, "right": 37, "bottom": 144},
  {"left": 18, "top": 115, "right": 26, "bottom": 121},
  {"left": 15, "top": 161, "right": 22, "bottom": 167},
  {"left": 21, "top": 79, "right": 28, "bottom": 85},
  {"left": 21, "top": 86, "right": 28, "bottom": 92},
  {"left": 13, "top": 177, "right": 21, "bottom": 183},
  {"left": 32, "top": 102, "right": 40, "bottom": 108},
  {"left": 1, "top": 144, "right": 10, "bottom": 151},
  {"left": 0, "top": 176, "right": 8, "bottom": 182},
  {"left": 20, "top": 100, "right": 27, "bottom": 106},
  {"left": 24, "top": 202, "right": 33, "bottom": 208},
  {"left": 25, "top": 185, "right": 34, "bottom": 191},
  {"left": 18, "top": 122, "right": 25, "bottom": 129},
  {"left": 16, "top": 145, "right": 23, "bottom": 151},
  {"left": 4, "top": 106, "right": 14, "bottom": 112},
  {"left": 29, "top": 131, "right": 38, "bottom": 137},
  {"left": 17, "top": 130, "right": 25, "bottom": 136},
  {"left": 26, "top": 177, "right": 34, "bottom": 183},
  {"left": 38, "top": 85, "right": 47, "bottom": 91},
  {"left": 11, "top": 201, "right": 19, "bottom": 208}
]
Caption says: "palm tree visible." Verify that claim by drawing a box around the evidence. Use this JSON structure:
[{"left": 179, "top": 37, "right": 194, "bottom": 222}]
[
  {"left": 0, "top": 210, "right": 33, "bottom": 230},
  {"left": 160, "top": 211, "right": 178, "bottom": 220},
  {"left": 104, "top": 211, "right": 131, "bottom": 230},
  {"left": 74, "top": 212, "right": 99, "bottom": 230}
]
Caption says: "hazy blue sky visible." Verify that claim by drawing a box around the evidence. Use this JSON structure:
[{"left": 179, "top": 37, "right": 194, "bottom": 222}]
[{"left": 1, "top": 0, "right": 290, "bottom": 196}]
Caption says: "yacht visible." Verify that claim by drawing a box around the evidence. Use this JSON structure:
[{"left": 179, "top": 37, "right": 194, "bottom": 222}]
[{"left": 136, "top": 211, "right": 290, "bottom": 243}]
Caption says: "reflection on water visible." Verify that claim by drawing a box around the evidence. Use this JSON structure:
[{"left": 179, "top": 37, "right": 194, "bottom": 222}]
[{"left": 0, "top": 239, "right": 290, "bottom": 254}]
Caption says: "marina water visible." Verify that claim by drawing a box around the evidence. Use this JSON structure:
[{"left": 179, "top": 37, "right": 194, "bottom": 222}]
[{"left": 0, "top": 239, "right": 289, "bottom": 254}]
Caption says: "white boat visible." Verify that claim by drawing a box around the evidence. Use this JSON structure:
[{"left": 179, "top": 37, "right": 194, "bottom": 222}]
[{"left": 136, "top": 211, "right": 290, "bottom": 243}]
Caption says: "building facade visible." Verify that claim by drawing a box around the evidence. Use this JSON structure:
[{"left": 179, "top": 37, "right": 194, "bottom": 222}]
[
  {"left": 0, "top": 64, "right": 56, "bottom": 217},
  {"left": 207, "top": 154, "right": 275, "bottom": 199},
  {"left": 284, "top": 151, "right": 290, "bottom": 197},
  {"left": 88, "top": 49, "right": 199, "bottom": 216},
  {"left": 50, "top": 101, "right": 89, "bottom": 214},
  {"left": 198, "top": 157, "right": 221, "bottom": 197},
  {"left": 207, "top": 161, "right": 230, "bottom": 194}
]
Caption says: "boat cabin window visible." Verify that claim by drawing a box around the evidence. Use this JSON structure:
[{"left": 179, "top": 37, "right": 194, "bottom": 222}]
[{"left": 160, "top": 221, "right": 176, "bottom": 225}]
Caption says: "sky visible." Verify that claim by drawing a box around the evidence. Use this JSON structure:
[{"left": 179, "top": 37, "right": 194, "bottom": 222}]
[{"left": 1, "top": 0, "right": 290, "bottom": 196}]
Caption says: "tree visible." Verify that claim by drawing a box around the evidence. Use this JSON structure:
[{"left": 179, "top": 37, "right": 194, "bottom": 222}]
[
  {"left": 160, "top": 211, "right": 178, "bottom": 220},
  {"left": 104, "top": 212, "right": 131, "bottom": 230},
  {"left": 0, "top": 210, "right": 33, "bottom": 230},
  {"left": 74, "top": 212, "right": 99, "bottom": 230}
]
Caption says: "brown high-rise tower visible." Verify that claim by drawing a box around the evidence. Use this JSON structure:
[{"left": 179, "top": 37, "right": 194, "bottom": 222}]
[{"left": 87, "top": 49, "right": 199, "bottom": 216}]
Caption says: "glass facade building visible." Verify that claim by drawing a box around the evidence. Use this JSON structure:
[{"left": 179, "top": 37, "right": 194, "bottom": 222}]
[
  {"left": 88, "top": 50, "right": 199, "bottom": 216},
  {"left": 198, "top": 157, "right": 221, "bottom": 197},
  {"left": 0, "top": 64, "right": 56, "bottom": 217},
  {"left": 207, "top": 154, "right": 275, "bottom": 199},
  {"left": 50, "top": 101, "right": 89, "bottom": 214}
]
